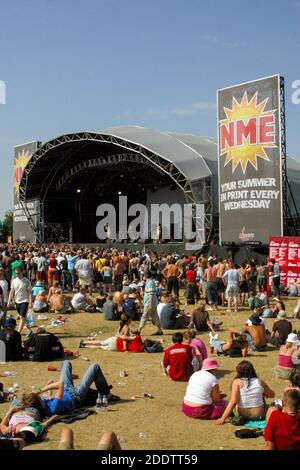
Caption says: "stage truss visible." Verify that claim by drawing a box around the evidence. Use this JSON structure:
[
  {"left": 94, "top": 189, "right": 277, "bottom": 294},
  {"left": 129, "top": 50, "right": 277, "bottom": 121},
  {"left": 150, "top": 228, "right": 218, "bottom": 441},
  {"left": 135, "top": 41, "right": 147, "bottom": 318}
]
[{"left": 19, "top": 132, "right": 213, "bottom": 244}]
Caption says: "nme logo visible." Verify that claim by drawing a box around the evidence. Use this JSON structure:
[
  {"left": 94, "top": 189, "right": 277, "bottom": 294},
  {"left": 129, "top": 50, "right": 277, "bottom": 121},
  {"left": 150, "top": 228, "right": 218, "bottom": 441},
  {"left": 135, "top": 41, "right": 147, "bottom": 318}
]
[
  {"left": 0, "top": 80, "right": 6, "bottom": 104},
  {"left": 219, "top": 91, "right": 277, "bottom": 174}
]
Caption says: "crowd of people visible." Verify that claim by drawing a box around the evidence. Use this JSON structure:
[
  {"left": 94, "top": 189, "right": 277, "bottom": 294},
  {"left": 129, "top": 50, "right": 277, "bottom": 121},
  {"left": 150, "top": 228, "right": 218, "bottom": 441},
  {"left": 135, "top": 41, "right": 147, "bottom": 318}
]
[{"left": 0, "top": 242, "right": 300, "bottom": 450}]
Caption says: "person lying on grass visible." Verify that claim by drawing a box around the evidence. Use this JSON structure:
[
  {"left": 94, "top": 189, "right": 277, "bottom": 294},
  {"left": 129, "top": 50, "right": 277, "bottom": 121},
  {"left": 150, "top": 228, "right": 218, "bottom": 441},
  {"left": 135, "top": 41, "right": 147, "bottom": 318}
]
[{"left": 21, "top": 360, "right": 117, "bottom": 416}]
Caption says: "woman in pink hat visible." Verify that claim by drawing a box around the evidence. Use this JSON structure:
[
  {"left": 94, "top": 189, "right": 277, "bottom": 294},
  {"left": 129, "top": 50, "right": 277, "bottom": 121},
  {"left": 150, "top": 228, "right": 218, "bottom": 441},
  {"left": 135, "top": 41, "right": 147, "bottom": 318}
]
[{"left": 182, "top": 358, "right": 228, "bottom": 420}]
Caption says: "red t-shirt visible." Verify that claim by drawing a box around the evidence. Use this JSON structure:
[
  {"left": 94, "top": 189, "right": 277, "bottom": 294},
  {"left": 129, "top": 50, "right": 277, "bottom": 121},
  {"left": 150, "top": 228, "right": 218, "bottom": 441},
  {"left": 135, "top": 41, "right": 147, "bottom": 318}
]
[
  {"left": 186, "top": 270, "right": 196, "bottom": 283},
  {"left": 163, "top": 343, "right": 193, "bottom": 382},
  {"left": 264, "top": 410, "right": 300, "bottom": 450}
]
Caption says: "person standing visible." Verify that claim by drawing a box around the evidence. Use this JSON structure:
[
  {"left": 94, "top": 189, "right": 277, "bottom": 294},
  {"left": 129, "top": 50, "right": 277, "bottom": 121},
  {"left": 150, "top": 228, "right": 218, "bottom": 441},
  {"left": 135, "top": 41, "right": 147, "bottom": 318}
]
[
  {"left": 7, "top": 267, "right": 33, "bottom": 334},
  {"left": 11, "top": 255, "right": 24, "bottom": 280},
  {"left": 75, "top": 254, "right": 93, "bottom": 294},
  {"left": 66, "top": 251, "right": 78, "bottom": 290},
  {"left": 162, "top": 259, "right": 183, "bottom": 301},
  {"left": 135, "top": 271, "right": 163, "bottom": 336},
  {"left": 223, "top": 263, "right": 241, "bottom": 313},
  {"left": 36, "top": 252, "right": 48, "bottom": 288},
  {"left": 0, "top": 267, "right": 8, "bottom": 326},
  {"left": 204, "top": 260, "right": 218, "bottom": 311},
  {"left": 185, "top": 264, "right": 197, "bottom": 305},
  {"left": 270, "top": 259, "right": 281, "bottom": 299}
]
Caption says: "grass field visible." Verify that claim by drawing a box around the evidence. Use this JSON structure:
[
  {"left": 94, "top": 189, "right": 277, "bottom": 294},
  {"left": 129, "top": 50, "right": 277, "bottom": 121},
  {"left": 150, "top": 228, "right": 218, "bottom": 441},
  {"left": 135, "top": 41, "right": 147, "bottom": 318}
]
[{"left": 0, "top": 296, "right": 299, "bottom": 451}]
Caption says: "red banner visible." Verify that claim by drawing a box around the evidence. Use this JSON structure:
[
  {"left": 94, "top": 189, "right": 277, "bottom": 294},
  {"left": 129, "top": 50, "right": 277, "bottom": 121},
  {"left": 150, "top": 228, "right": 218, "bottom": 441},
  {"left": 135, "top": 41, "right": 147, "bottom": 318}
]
[{"left": 269, "top": 236, "right": 300, "bottom": 286}]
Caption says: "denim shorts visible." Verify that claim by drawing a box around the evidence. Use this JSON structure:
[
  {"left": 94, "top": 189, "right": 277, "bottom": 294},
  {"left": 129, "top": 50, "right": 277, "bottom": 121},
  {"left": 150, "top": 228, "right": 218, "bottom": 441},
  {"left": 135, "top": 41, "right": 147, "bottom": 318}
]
[{"left": 16, "top": 302, "right": 29, "bottom": 318}]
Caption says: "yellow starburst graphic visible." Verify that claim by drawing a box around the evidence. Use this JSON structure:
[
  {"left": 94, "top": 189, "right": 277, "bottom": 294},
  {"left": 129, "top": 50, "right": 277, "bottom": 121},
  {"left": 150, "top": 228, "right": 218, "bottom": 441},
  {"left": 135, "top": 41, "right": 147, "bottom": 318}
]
[
  {"left": 14, "top": 149, "right": 30, "bottom": 195},
  {"left": 219, "top": 92, "right": 277, "bottom": 174}
]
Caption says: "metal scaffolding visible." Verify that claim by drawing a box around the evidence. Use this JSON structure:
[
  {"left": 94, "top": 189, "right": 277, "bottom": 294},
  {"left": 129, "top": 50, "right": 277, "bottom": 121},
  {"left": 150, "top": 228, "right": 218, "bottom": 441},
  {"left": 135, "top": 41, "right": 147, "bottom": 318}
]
[{"left": 19, "top": 132, "right": 214, "bottom": 244}]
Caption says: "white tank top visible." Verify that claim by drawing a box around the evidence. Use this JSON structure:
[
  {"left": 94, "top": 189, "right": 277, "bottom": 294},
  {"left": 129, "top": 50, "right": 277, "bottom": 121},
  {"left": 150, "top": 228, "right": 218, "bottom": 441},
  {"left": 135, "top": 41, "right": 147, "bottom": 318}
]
[{"left": 237, "top": 378, "right": 264, "bottom": 408}]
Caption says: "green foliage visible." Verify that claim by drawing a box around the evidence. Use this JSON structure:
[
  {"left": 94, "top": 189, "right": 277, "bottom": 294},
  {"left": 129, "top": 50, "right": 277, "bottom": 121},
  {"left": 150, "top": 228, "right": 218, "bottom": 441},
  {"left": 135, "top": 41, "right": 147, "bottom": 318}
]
[{"left": 0, "top": 210, "right": 13, "bottom": 241}]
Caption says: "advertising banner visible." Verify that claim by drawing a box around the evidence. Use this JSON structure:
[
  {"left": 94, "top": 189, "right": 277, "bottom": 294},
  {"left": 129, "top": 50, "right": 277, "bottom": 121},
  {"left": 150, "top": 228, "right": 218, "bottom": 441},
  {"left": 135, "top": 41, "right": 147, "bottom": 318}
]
[
  {"left": 13, "top": 141, "right": 41, "bottom": 242},
  {"left": 218, "top": 75, "right": 283, "bottom": 244},
  {"left": 269, "top": 236, "right": 300, "bottom": 286}
]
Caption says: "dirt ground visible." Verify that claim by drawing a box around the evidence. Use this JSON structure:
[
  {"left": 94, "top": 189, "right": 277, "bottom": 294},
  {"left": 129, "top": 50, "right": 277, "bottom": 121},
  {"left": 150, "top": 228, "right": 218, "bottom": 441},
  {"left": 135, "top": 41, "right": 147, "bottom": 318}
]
[{"left": 0, "top": 295, "right": 299, "bottom": 451}]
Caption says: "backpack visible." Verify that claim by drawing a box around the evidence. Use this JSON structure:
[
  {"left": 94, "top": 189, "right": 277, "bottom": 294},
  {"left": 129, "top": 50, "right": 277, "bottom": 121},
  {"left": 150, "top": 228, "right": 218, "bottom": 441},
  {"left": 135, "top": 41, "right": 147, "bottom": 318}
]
[
  {"left": 235, "top": 428, "right": 263, "bottom": 439},
  {"left": 144, "top": 339, "right": 163, "bottom": 353}
]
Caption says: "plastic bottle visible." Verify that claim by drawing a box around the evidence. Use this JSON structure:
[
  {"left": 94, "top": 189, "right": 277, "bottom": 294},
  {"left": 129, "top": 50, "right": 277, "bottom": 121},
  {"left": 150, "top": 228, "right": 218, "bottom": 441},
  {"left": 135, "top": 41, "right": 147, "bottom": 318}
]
[
  {"left": 95, "top": 395, "right": 102, "bottom": 411},
  {"left": 101, "top": 395, "right": 108, "bottom": 411}
]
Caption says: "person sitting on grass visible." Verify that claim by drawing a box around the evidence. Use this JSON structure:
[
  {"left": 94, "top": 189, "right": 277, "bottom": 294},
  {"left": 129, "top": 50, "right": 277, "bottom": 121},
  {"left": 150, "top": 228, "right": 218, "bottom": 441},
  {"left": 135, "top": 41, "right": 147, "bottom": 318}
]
[
  {"left": 160, "top": 296, "right": 190, "bottom": 330},
  {"left": 32, "top": 281, "right": 44, "bottom": 299},
  {"left": 162, "top": 332, "right": 193, "bottom": 382},
  {"left": 71, "top": 287, "right": 95, "bottom": 312},
  {"left": 216, "top": 361, "right": 275, "bottom": 425},
  {"left": 102, "top": 293, "right": 118, "bottom": 321},
  {"left": 49, "top": 290, "right": 72, "bottom": 314},
  {"left": 268, "top": 310, "right": 292, "bottom": 348},
  {"left": 209, "top": 329, "right": 248, "bottom": 358},
  {"left": 242, "top": 313, "right": 267, "bottom": 352},
  {"left": 95, "top": 291, "right": 107, "bottom": 312},
  {"left": 33, "top": 290, "right": 49, "bottom": 314},
  {"left": 264, "top": 389, "right": 300, "bottom": 450},
  {"left": 182, "top": 358, "right": 228, "bottom": 420},
  {"left": 247, "top": 291, "right": 264, "bottom": 311},
  {"left": 275, "top": 333, "right": 300, "bottom": 380},
  {"left": 58, "top": 428, "right": 122, "bottom": 451},
  {"left": 47, "top": 281, "right": 61, "bottom": 303},
  {"left": 187, "top": 304, "right": 218, "bottom": 334},
  {"left": 183, "top": 329, "right": 204, "bottom": 372},
  {"left": 23, "top": 327, "right": 64, "bottom": 362},
  {"left": 0, "top": 317, "right": 24, "bottom": 361}
]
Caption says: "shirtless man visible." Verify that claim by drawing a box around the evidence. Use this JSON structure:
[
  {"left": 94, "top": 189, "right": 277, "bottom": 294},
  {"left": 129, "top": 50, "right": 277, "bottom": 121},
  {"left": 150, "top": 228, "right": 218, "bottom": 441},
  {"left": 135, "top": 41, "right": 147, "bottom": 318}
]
[
  {"left": 243, "top": 315, "right": 267, "bottom": 351},
  {"left": 215, "top": 258, "right": 226, "bottom": 306},
  {"left": 204, "top": 260, "right": 218, "bottom": 311},
  {"left": 162, "top": 259, "right": 183, "bottom": 301},
  {"left": 49, "top": 292, "right": 71, "bottom": 314}
]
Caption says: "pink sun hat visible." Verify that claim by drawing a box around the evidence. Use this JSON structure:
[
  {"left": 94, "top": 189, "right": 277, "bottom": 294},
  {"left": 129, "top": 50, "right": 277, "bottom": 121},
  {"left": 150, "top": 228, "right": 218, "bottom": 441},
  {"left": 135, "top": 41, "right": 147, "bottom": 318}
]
[{"left": 202, "top": 358, "right": 219, "bottom": 371}]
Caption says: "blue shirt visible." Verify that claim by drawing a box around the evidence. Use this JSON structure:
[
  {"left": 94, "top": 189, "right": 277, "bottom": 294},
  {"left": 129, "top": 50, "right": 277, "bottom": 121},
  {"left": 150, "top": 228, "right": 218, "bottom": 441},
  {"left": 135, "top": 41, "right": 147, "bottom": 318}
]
[
  {"left": 66, "top": 255, "right": 78, "bottom": 270},
  {"left": 42, "top": 391, "right": 76, "bottom": 415},
  {"left": 223, "top": 269, "right": 241, "bottom": 287},
  {"left": 32, "top": 286, "right": 44, "bottom": 297},
  {"left": 144, "top": 279, "right": 158, "bottom": 308}
]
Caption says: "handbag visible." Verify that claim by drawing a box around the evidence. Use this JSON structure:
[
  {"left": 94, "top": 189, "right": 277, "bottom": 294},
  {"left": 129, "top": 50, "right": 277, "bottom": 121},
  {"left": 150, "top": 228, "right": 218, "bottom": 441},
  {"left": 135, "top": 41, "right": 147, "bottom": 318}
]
[{"left": 235, "top": 428, "right": 263, "bottom": 439}]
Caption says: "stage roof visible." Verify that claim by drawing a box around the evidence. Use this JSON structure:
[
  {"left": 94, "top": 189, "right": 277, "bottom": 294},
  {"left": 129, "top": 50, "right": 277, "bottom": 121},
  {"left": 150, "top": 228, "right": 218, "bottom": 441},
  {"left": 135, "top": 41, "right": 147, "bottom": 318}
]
[{"left": 21, "top": 125, "right": 300, "bottom": 213}]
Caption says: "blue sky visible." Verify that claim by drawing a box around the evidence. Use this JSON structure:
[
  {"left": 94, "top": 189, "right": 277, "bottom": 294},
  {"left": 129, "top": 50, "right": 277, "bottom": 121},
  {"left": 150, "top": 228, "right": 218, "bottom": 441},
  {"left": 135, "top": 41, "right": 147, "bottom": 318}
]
[{"left": 0, "top": 0, "right": 300, "bottom": 217}]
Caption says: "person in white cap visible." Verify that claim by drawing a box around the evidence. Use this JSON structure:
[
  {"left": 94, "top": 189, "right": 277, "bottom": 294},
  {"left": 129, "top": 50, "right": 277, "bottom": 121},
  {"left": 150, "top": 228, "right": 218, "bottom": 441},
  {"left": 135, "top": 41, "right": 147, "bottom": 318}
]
[{"left": 275, "top": 333, "right": 300, "bottom": 380}]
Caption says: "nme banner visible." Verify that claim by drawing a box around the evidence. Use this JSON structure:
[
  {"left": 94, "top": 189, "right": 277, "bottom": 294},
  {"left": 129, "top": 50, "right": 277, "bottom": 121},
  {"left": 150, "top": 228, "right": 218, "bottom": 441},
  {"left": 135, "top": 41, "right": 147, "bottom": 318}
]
[
  {"left": 218, "top": 75, "right": 283, "bottom": 244},
  {"left": 13, "top": 141, "right": 41, "bottom": 242},
  {"left": 269, "top": 236, "right": 300, "bottom": 287}
]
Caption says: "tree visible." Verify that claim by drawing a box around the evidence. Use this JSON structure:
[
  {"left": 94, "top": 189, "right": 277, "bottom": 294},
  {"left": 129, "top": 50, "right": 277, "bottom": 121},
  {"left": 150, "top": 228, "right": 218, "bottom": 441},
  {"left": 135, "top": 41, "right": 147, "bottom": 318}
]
[{"left": 0, "top": 210, "right": 13, "bottom": 241}]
